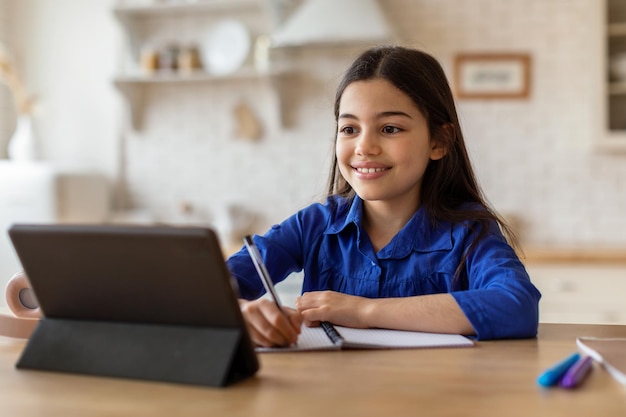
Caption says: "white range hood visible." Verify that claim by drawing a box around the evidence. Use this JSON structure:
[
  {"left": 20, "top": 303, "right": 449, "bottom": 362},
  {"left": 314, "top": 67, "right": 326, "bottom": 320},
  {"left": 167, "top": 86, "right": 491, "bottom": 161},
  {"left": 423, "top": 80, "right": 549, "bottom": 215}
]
[{"left": 270, "top": 0, "right": 393, "bottom": 48}]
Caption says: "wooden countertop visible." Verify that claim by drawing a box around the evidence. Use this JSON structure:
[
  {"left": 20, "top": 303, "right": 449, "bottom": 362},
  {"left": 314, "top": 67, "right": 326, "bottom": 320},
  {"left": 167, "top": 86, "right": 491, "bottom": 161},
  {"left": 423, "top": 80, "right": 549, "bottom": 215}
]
[
  {"left": 521, "top": 246, "right": 626, "bottom": 264},
  {"left": 227, "top": 243, "right": 626, "bottom": 265},
  {"left": 1, "top": 323, "right": 626, "bottom": 416}
]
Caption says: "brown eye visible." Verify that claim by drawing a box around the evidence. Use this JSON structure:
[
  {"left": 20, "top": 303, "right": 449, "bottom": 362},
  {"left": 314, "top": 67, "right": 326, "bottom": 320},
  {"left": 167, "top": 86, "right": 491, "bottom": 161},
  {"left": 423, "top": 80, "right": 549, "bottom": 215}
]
[
  {"left": 340, "top": 126, "right": 356, "bottom": 135},
  {"left": 382, "top": 125, "right": 401, "bottom": 134}
]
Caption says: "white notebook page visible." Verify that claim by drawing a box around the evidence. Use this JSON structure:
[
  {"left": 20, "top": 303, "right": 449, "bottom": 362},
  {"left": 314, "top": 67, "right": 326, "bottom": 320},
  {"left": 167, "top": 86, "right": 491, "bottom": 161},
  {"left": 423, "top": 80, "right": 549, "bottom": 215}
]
[
  {"left": 335, "top": 326, "right": 474, "bottom": 348},
  {"left": 256, "top": 325, "right": 473, "bottom": 352}
]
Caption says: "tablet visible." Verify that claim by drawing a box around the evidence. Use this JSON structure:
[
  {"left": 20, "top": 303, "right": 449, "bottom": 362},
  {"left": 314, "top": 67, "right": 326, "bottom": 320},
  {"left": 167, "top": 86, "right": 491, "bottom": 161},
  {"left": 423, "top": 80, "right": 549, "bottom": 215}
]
[{"left": 8, "top": 223, "right": 259, "bottom": 386}]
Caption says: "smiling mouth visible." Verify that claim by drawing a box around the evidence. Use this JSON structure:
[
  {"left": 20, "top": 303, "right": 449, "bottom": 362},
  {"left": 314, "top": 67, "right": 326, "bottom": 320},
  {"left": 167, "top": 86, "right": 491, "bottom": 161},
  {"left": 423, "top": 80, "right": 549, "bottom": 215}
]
[{"left": 354, "top": 167, "right": 389, "bottom": 173}]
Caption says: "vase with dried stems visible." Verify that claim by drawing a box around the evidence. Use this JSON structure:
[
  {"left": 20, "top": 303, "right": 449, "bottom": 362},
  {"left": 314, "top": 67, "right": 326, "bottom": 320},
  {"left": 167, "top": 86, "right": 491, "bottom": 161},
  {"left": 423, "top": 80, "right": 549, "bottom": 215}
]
[{"left": 0, "top": 42, "right": 36, "bottom": 161}]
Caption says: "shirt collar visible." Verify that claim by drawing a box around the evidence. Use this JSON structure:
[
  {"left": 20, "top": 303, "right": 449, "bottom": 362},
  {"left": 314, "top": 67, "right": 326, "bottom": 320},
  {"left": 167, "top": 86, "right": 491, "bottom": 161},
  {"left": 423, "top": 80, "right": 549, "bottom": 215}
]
[
  {"left": 325, "top": 196, "right": 453, "bottom": 257},
  {"left": 325, "top": 195, "right": 362, "bottom": 235}
]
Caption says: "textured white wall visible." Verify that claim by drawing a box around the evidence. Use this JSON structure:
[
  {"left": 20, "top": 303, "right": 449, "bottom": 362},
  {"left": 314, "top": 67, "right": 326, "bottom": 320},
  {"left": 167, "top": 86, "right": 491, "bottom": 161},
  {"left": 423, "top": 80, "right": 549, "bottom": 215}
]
[
  {"left": 4, "top": 0, "right": 626, "bottom": 249},
  {"left": 123, "top": 49, "right": 348, "bottom": 236}
]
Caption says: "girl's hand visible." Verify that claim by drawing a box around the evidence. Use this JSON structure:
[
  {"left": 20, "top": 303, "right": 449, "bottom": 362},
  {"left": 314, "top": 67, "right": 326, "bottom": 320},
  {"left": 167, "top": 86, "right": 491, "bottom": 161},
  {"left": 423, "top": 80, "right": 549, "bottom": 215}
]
[
  {"left": 239, "top": 299, "right": 302, "bottom": 347},
  {"left": 296, "top": 291, "right": 371, "bottom": 328}
]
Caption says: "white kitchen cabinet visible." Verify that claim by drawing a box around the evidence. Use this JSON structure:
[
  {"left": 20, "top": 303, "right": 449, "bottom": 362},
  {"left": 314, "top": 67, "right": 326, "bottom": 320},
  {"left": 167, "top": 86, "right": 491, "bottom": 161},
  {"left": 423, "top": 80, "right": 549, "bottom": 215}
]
[{"left": 525, "top": 258, "right": 626, "bottom": 325}]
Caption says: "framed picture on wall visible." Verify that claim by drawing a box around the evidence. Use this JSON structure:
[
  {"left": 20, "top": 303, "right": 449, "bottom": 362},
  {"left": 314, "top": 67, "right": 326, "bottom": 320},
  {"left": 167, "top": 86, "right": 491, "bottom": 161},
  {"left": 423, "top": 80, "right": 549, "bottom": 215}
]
[{"left": 454, "top": 53, "right": 531, "bottom": 99}]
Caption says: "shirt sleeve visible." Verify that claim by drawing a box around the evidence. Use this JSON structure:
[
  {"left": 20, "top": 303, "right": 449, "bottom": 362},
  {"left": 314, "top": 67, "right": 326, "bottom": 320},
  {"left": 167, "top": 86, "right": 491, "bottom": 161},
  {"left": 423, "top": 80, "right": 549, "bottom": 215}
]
[
  {"left": 450, "top": 224, "right": 541, "bottom": 340},
  {"left": 226, "top": 213, "right": 306, "bottom": 300}
]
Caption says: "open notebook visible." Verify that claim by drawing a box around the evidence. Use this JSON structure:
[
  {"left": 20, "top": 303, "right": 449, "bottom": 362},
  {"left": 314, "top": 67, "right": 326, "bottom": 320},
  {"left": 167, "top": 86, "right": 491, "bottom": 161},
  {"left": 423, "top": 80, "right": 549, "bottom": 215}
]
[
  {"left": 257, "top": 322, "right": 474, "bottom": 352},
  {"left": 577, "top": 337, "right": 626, "bottom": 385}
]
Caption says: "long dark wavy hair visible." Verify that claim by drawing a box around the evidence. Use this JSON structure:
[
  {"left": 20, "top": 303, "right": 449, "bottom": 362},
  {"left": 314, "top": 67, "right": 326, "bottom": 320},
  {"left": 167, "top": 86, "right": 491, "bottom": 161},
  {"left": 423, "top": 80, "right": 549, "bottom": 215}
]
[{"left": 326, "top": 45, "right": 519, "bottom": 279}]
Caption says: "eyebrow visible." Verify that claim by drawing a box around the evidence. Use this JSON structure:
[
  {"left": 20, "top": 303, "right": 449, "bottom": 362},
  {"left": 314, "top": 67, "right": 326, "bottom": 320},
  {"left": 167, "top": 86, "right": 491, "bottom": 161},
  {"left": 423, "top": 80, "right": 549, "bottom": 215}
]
[{"left": 338, "top": 111, "right": 413, "bottom": 120}]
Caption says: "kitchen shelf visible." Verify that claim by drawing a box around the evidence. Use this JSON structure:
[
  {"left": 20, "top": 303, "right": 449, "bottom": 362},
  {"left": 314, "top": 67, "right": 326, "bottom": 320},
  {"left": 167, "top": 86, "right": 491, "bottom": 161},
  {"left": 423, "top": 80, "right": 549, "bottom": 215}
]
[
  {"left": 608, "top": 81, "right": 626, "bottom": 95},
  {"left": 523, "top": 246, "right": 626, "bottom": 264},
  {"left": 596, "top": 132, "right": 626, "bottom": 152},
  {"left": 608, "top": 22, "right": 626, "bottom": 37},
  {"left": 113, "top": 0, "right": 260, "bottom": 16},
  {"left": 114, "top": 67, "right": 280, "bottom": 84},
  {"left": 112, "top": 0, "right": 290, "bottom": 130},
  {"left": 113, "top": 0, "right": 264, "bottom": 69},
  {"left": 114, "top": 67, "right": 290, "bottom": 130}
]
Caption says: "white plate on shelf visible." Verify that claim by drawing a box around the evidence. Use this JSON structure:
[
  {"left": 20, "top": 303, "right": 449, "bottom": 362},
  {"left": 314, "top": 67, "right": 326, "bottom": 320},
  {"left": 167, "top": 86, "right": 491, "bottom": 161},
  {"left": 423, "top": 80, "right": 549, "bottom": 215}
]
[{"left": 202, "top": 19, "right": 250, "bottom": 76}]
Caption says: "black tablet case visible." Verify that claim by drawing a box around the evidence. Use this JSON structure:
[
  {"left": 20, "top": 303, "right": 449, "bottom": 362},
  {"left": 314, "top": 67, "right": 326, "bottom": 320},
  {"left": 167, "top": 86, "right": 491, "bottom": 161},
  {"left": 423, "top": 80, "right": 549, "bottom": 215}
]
[{"left": 8, "top": 224, "right": 259, "bottom": 387}]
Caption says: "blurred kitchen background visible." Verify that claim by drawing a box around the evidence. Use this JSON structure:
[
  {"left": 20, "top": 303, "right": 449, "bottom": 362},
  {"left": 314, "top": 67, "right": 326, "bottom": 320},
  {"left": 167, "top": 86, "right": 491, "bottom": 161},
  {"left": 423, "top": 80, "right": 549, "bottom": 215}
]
[{"left": 1, "top": 0, "right": 625, "bottom": 322}]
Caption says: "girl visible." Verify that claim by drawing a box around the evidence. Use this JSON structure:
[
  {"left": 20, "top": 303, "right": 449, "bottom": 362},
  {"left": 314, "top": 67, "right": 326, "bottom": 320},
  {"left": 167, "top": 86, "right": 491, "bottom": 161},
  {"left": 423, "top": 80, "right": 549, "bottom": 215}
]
[{"left": 227, "top": 45, "right": 541, "bottom": 347}]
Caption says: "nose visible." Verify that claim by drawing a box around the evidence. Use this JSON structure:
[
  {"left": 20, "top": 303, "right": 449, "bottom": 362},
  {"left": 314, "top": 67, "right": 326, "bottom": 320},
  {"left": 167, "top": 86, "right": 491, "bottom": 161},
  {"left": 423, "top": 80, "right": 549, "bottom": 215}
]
[{"left": 354, "top": 129, "right": 381, "bottom": 156}]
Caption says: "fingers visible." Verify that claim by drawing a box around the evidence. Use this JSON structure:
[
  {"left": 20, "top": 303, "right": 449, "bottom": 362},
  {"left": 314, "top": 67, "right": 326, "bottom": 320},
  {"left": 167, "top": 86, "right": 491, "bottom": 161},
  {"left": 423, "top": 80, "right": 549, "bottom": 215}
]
[
  {"left": 240, "top": 299, "right": 301, "bottom": 347},
  {"left": 296, "top": 291, "right": 330, "bottom": 324},
  {"left": 299, "top": 307, "right": 326, "bottom": 327},
  {"left": 286, "top": 308, "right": 304, "bottom": 333},
  {"left": 296, "top": 290, "right": 333, "bottom": 313},
  {"left": 296, "top": 291, "right": 368, "bottom": 329},
  {"left": 295, "top": 290, "right": 324, "bottom": 311}
]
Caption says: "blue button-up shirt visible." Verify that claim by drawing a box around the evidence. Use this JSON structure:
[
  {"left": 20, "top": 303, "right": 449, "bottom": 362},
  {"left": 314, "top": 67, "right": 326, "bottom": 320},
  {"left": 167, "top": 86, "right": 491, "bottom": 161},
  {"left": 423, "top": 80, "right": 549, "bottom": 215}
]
[{"left": 227, "top": 196, "right": 541, "bottom": 340}]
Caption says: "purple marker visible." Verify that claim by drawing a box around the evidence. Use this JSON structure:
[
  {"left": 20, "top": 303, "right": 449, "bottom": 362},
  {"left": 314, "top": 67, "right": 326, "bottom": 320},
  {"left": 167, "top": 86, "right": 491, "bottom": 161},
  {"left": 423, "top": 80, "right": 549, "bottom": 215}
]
[{"left": 559, "top": 355, "right": 593, "bottom": 389}]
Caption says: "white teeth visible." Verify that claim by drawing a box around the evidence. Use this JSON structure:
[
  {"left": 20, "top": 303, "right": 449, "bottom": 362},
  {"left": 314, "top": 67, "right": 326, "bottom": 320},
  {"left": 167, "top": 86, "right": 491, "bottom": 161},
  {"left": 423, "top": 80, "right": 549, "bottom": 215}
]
[{"left": 355, "top": 167, "right": 386, "bottom": 173}]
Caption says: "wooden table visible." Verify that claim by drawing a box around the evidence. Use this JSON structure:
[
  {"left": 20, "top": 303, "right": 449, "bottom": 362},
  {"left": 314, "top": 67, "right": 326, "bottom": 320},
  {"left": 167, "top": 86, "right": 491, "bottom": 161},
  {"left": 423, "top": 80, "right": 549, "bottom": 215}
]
[{"left": 1, "top": 323, "right": 625, "bottom": 416}]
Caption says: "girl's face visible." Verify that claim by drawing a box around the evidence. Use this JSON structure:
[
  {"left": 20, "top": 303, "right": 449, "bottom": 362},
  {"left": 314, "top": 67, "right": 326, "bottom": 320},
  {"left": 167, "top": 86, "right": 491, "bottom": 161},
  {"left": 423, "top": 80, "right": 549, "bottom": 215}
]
[{"left": 336, "top": 78, "right": 446, "bottom": 209}]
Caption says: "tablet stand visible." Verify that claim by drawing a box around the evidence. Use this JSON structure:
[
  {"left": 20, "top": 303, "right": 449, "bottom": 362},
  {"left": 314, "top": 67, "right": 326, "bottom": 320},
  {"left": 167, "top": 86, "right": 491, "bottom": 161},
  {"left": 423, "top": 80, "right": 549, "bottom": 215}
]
[{"left": 17, "top": 318, "right": 255, "bottom": 387}]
